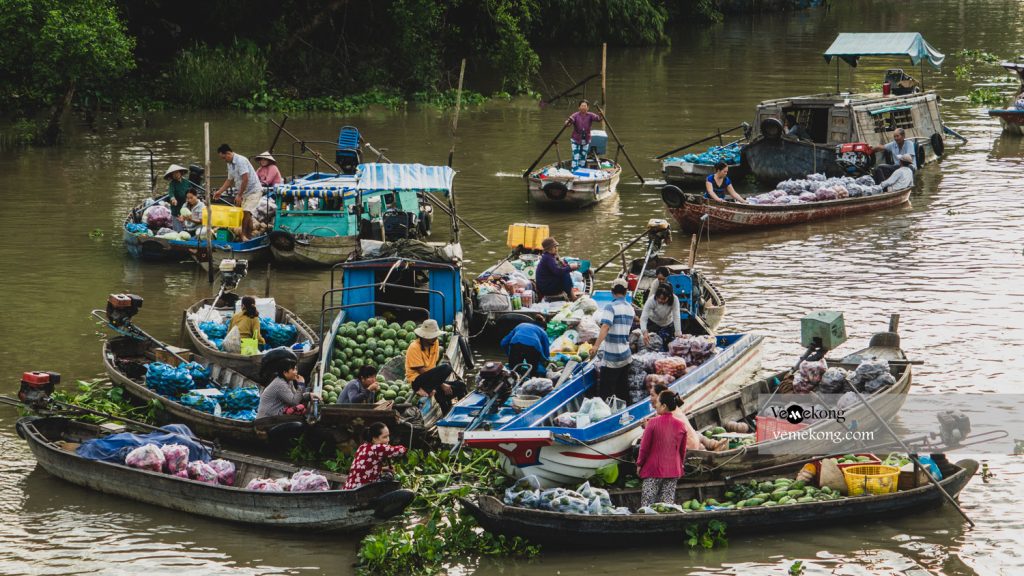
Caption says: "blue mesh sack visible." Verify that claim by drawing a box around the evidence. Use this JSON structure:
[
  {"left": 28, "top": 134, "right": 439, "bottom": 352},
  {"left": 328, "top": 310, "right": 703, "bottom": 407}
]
[
  {"left": 145, "top": 362, "right": 196, "bottom": 398},
  {"left": 222, "top": 409, "right": 257, "bottom": 421},
  {"left": 221, "top": 387, "right": 260, "bottom": 412},
  {"left": 180, "top": 361, "right": 211, "bottom": 387},
  {"left": 260, "top": 317, "right": 298, "bottom": 348},
  {"left": 179, "top": 391, "right": 221, "bottom": 414},
  {"left": 199, "top": 321, "right": 228, "bottom": 339}
]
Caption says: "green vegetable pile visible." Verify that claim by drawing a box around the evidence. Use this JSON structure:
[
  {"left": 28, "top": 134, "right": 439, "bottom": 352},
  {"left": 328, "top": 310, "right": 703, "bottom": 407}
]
[
  {"left": 837, "top": 454, "right": 877, "bottom": 465},
  {"left": 50, "top": 379, "right": 159, "bottom": 424},
  {"left": 671, "top": 477, "right": 845, "bottom": 511}
]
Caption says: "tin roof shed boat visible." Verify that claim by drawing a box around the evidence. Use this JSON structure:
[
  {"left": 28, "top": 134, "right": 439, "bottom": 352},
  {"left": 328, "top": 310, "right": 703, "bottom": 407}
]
[
  {"left": 987, "top": 62, "right": 1024, "bottom": 135},
  {"left": 742, "top": 33, "right": 950, "bottom": 184}
]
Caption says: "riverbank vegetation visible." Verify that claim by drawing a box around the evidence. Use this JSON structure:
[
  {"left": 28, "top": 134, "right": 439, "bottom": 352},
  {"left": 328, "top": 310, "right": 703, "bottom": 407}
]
[{"left": 2, "top": 0, "right": 729, "bottom": 146}]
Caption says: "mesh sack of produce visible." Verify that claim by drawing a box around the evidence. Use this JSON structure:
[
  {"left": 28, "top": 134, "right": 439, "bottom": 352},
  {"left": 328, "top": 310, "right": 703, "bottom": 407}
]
[
  {"left": 820, "top": 367, "right": 851, "bottom": 394},
  {"left": 654, "top": 356, "right": 688, "bottom": 379},
  {"left": 145, "top": 362, "right": 197, "bottom": 398},
  {"left": 199, "top": 321, "right": 228, "bottom": 339},
  {"left": 246, "top": 477, "right": 284, "bottom": 491},
  {"left": 125, "top": 444, "right": 166, "bottom": 472},
  {"left": 520, "top": 378, "right": 554, "bottom": 397},
  {"left": 187, "top": 460, "right": 219, "bottom": 484},
  {"left": 260, "top": 317, "right": 298, "bottom": 348},
  {"left": 627, "top": 360, "right": 649, "bottom": 404},
  {"left": 160, "top": 444, "right": 190, "bottom": 474},
  {"left": 291, "top": 469, "right": 330, "bottom": 492},
  {"left": 554, "top": 412, "right": 578, "bottom": 428},
  {"left": 861, "top": 372, "right": 896, "bottom": 393},
  {"left": 222, "top": 409, "right": 257, "bottom": 421},
  {"left": 799, "top": 191, "right": 818, "bottom": 202},
  {"left": 208, "top": 459, "right": 236, "bottom": 486},
  {"left": 143, "top": 204, "right": 172, "bottom": 229},
  {"left": 807, "top": 173, "right": 826, "bottom": 182},
  {"left": 792, "top": 371, "right": 817, "bottom": 393},
  {"left": 856, "top": 175, "right": 876, "bottom": 186},
  {"left": 221, "top": 387, "right": 261, "bottom": 412},
  {"left": 798, "top": 358, "right": 828, "bottom": 385},
  {"left": 643, "top": 373, "right": 672, "bottom": 389},
  {"left": 849, "top": 357, "right": 890, "bottom": 391},
  {"left": 179, "top": 391, "right": 221, "bottom": 414},
  {"left": 629, "top": 330, "right": 663, "bottom": 354},
  {"left": 180, "top": 362, "right": 211, "bottom": 387}
]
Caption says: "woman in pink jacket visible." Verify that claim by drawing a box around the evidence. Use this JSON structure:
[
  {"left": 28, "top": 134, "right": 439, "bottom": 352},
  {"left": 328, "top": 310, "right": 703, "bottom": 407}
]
[{"left": 636, "top": 390, "right": 688, "bottom": 507}]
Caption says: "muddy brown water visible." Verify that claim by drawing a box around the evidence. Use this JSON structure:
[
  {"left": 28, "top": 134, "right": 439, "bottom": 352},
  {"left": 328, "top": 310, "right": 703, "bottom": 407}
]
[{"left": 2, "top": 0, "right": 1024, "bottom": 573}]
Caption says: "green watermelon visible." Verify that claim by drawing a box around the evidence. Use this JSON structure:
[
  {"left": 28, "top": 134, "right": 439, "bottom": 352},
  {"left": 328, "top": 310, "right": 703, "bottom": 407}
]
[
  {"left": 381, "top": 328, "right": 397, "bottom": 340},
  {"left": 402, "top": 321, "right": 416, "bottom": 331}
]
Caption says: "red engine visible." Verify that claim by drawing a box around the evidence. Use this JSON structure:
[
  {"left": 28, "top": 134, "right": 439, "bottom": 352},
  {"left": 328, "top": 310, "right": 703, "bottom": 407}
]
[
  {"left": 18, "top": 371, "right": 60, "bottom": 408},
  {"left": 835, "top": 142, "right": 874, "bottom": 175}
]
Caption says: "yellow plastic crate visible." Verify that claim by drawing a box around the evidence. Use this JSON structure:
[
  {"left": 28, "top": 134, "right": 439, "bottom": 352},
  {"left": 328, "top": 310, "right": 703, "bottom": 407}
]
[
  {"left": 843, "top": 464, "right": 900, "bottom": 496},
  {"left": 201, "top": 205, "right": 245, "bottom": 228},
  {"left": 506, "top": 223, "right": 549, "bottom": 250}
]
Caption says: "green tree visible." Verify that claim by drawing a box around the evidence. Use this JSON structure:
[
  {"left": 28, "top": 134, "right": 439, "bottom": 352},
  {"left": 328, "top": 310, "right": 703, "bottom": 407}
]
[{"left": 0, "top": 0, "right": 135, "bottom": 143}]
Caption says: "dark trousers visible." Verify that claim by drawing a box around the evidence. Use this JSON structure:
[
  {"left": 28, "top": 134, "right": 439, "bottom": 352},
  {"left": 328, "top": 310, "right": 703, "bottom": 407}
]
[
  {"left": 508, "top": 343, "right": 545, "bottom": 377},
  {"left": 411, "top": 364, "right": 465, "bottom": 414},
  {"left": 872, "top": 164, "right": 898, "bottom": 184},
  {"left": 646, "top": 320, "right": 675, "bottom": 350},
  {"left": 598, "top": 364, "right": 631, "bottom": 403}
]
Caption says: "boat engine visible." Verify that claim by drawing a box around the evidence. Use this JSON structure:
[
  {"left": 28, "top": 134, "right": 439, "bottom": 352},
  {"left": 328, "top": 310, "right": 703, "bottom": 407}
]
[
  {"left": 218, "top": 258, "right": 249, "bottom": 291},
  {"left": 106, "top": 293, "right": 144, "bottom": 328},
  {"left": 936, "top": 410, "right": 971, "bottom": 447},
  {"left": 835, "top": 142, "right": 874, "bottom": 175},
  {"left": 19, "top": 371, "right": 60, "bottom": 408},
  {"left": 475, "top": 361, "right": 516, "bottom": 403}
]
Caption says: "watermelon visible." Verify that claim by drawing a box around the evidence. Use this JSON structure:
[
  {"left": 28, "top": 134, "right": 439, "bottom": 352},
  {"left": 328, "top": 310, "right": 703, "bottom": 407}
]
[
  {"left": 403, "top": 321, "right": 416, "bottom": 331},
  {"left": 381, "top": 328, "right": 396, "bottom": 340}
]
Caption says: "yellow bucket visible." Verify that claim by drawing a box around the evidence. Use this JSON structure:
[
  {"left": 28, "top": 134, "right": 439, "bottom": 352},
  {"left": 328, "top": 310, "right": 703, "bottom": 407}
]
[
  {"left": 201, "top": 205, "right": 245, "bottom": 228},
  {"left": 843, "top": 464, "right": 900, "bottom": 496},
  {"left": 506, "top": 223, "right": 549, "bottom": 251}
]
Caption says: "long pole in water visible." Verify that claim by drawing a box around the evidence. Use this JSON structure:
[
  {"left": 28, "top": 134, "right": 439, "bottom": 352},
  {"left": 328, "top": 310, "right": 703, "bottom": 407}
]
[
  {"left": 204, "top": 123, "right": 214, "bottom": 284},
  {"left": 446, "top": 58, "right": 466, "bottom": 244},
  {"left": 593, "top": 103, "right": 645, "bottom": 184},
  {"left": 267, "top": 114, "right": 288, "bottom": 153},
  {"left": 523, "top": 122, "right": 570, "bottom": 179},
  {"left": 601, "top": 43, "right": 607, "bottom": 120}
]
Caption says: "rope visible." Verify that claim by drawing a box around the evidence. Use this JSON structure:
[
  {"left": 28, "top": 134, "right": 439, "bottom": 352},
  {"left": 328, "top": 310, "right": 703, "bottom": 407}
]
[{"left": 553, "top": 433, "right": 637, "bottom": 464}]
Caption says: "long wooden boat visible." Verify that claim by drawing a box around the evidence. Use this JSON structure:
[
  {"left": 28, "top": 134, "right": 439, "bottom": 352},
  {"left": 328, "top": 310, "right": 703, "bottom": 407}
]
[
  {"left": 16, "top": 416, "right": 413, "bottom": 531},
  {"left": 527, "top": 158, "right": 622, "bottom": 209},
  {"left": 987, "top": 62, "right": 1024, "bottom": 135},
  {"left": 684, "top": 328, "right": 912, "bottom": 476},
  {"left": 617, "top": 255, "right": 725, "bottom": 333},
  {"left": 461, "top": 457, "right": 977, "bottom": 546},
  {"left": 182, "top": 297, "right": 321, "bottom": 381},
  {"left": 661, "top": 186, "right": 912, "bottom": 234},
  {"left": 459, "top": 333, "right": 764, "bottom": 487}
]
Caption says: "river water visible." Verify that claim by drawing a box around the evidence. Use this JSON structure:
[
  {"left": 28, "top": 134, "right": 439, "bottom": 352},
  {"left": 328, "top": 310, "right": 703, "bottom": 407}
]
[{"left": 2, "top": 0, "right": 1023, "bottom": 573}]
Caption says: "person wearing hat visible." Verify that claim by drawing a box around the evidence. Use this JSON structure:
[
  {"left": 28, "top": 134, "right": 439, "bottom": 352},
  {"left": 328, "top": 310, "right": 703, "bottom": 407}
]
[
  {"left": 256, "top": 355, "right": 321, "bottom": 418},
  {"left": 405, "top": 319, "right": 466, "bottom": 414},
  {"left": 163, "top": 164, "right": 192, "bottom": 218},
  {"left": 565, "top": 99, "right": 603, "bottom": 170},
  {"left": 871, "top": 128, "right": 917, "bottom": 183},
  {"left": 591, "top": 278, "right": 636, "bottom": 403},
  {"left": 878, "top": 154, "right": 916, "bottom": 192},
  {"left": 535, "top": 237, "right": 579, "bottom": 302},
  {"left": 255, "top": 151, "right": 283, "bottom": 188}
]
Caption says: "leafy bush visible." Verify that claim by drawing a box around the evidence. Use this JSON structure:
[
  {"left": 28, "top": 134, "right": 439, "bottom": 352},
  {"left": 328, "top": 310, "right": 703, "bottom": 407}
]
[
  {"left": 967, "top": 87, "right": 1006, "bottom": 106},
  {"left": 168, "top": 40, "right": 268, "bottom": 108}
]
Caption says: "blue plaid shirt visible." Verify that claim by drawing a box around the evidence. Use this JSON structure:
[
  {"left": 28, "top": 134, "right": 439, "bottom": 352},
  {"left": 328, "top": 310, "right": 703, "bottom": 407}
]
[{"left": 597, "top": 297, "right": 635, "bottom": 368}]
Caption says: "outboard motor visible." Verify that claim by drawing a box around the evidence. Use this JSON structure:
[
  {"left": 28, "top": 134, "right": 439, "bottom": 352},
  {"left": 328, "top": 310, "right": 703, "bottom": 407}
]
[
  {"left": 19, "top": 371, "right": 60, "bottom": 409},
  {"left": 474, "top": 361, "right": 516, "bottom": 404},
  {"left": 835, "top": 142, "right": 874, "bottom": 175},
  {"left": 936, "top": 410, "right": 971, "bottom": 447},
  {"left": 188, "top": 164, "right": 205, "bottom": 188},
  {"left": 383, "top": 209, "right": 417, "bottom": 240},
  {"left": 218, "top": 258, "right": 249, "bottom": 291},
  {"left": 106, "top": 293, "right": 144, "bottom": 328}
]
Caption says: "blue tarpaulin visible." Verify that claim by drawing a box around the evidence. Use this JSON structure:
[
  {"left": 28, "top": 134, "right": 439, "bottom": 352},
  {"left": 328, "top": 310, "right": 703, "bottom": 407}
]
[
  {"left": 823, "top": 33, "right": 945, "bottom": 68},
  {"left": 76, "top": 423, "right": 212, "bottom": 464},
  {"left": 356, "top": 163, "right": 455, "bottom": 194}
]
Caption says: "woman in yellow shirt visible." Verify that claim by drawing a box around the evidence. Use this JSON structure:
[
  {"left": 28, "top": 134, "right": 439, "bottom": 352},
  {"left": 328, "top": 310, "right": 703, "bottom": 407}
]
[{"left": 229, "top": 296, "right": 266, "bottom": 349}]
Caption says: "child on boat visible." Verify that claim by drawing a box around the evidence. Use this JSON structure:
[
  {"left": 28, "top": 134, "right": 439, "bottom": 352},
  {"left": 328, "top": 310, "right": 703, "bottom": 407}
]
[
  {"left": 636, "top": 390, "right": 687, "bottom": 508},
  {"left": 344, "top": 422, "right": 407, "bottom": 490}
]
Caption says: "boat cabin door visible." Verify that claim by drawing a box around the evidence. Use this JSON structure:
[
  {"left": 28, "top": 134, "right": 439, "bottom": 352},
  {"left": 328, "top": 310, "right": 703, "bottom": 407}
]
[{"left": 828, "top": 106, "right": 853, "bottom": 144}]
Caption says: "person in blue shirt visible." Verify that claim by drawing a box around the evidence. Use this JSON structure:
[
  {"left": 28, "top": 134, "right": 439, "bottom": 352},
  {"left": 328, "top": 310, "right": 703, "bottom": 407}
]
[
  {"left": 705, "top": 162, "right": 746, "bottom": 203},
  {"left": 535, "top": 237, "right": 579, "bottom": 301},
  {"left": 501, "top": 322, "right": 550, "bottom": 377}
]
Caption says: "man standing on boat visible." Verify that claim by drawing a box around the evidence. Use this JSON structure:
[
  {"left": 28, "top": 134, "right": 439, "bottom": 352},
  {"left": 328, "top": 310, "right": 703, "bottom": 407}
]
[
  {"left": 592, "top": 278, "right": 636, "bottom": 403},
  {"left": 565, "top": 100, "right": 602, "bottom": 170},
  {"left": 871, "top": 128, "right": 916, "bottom": 183},
  {"left": 535, "top": 237, "right": 579, "bottom": 302},
  {"left": 213, "top": 144, "right": 263, "bottom": 241}
]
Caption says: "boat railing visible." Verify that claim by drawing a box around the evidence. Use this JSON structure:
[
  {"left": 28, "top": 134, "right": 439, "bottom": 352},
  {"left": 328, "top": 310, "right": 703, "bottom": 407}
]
[
  {"left": 329, "top": 258, "right": 461, "bottom": 303},
  {"left": 318, "top": 282, "right": 447, "bottom": 339},
  {"left": 318, "top": 301, "right": 432, "bottom": 344}
]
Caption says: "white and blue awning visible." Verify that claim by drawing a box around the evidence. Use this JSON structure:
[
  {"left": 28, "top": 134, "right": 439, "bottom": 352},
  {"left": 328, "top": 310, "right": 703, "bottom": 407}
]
[
  {"left": 273, "top": 175, "right": 358, "bottom": 198},
  {"left": 356, "top": 163, "right": 455, "bottom": 194}
]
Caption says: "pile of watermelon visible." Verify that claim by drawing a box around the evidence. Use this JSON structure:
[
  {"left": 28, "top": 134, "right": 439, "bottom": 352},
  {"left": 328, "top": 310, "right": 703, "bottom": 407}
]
[{"left": 327, "top": 319, "right": 419, "bottom": 381}]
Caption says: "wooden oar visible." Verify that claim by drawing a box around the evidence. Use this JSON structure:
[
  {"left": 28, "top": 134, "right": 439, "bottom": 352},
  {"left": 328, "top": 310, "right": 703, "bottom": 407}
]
[
  {"left": 655, "top": 123, "right": 750, "bottom": 160},
  {"left": 591, "top": 228, "right": 650, "bottom": 274},
  {"left": 523, "top": 122, "right": 571, "bottom": 178},
  {"left": 267, "top": 114, "right": 288, "bottom": 154},
  {"left": 592, "top": 103, "right": 644, "bottom": 184}
]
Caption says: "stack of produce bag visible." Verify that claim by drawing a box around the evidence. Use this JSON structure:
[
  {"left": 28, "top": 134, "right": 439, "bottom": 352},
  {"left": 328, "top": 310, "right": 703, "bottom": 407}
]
[
  {"left": 260, "top": 317, "right": 298, "bottom": 348},
  {"left": 504, "top": 476, "right": 630, "bottom": 515},
  {"left": 747, "top": 174, "right": 884, "bottom": 205},
  {"left": 667, "top": 335, "right": 717, "bottom": 366},
  {"left": 181, "top": 361, "right": 211, "bottom": 387},
  {"left": 220, "top": 387, "right": 261, "bottom": 421},
  {"left": 246, "top": 469, "right": 331, "bottom": 492},
  {"left": 199, "top": 321, "right": 228, "bottom": 340},
  {"left": 792, "top": 358, "right": 828, "bottom": 393},
  {"left": 179, "top": 391, "right": 221, "bottom": 414},
  {"left": 145, "top": 362, "right": 197, "bottom": 398},
  {"left": 670, "top": 141, "right": 742, "bottom": 166},
  {"left": 814, "top": 357, "right": 895, "bottom": 397}
]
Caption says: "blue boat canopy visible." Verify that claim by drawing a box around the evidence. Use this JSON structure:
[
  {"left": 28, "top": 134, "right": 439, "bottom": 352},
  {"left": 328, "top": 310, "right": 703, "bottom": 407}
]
[
  {"left": 356, "top": 163, "right": 455, "bottom": 195},
  {"left": 823, "top": 33, "right": 945, "bottom": 69}
]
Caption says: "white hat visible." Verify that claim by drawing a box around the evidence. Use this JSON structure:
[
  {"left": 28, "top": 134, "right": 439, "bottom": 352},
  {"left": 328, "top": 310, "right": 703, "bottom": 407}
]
[
  {"left": 254, "top": 151, "right": 276, "bottom": 164},
  {"left": 611, "top": 278, "right": 629, "bottom": 292},
  {"left": 163, "top": 164, "right": 188, "bottom": 179},
  {"left": 414, "top": 319, "right": 444, "bottom": 339},
  {"left": 897, "top": 154, "right": 913, "bottom": 164}
]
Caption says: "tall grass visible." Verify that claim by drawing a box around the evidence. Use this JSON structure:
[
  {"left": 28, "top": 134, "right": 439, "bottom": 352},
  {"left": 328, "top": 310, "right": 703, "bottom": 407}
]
[{"left": 168, "top": 40, "right": 268, "bottom": 108}]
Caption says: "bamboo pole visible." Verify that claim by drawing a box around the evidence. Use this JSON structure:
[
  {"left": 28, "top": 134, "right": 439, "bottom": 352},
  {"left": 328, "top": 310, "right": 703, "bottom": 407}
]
[
  {"left": 601, "top": 43, "right": 607, "bottom": 121},
  {"left": 593, "top": 103, "right": 644, "bottom": 184},
  {"left": 446, "top": 58, "right": 466, "bottom": 244},
  {"left": 204, "top": 123, "right": 213, "bottom": 284}
]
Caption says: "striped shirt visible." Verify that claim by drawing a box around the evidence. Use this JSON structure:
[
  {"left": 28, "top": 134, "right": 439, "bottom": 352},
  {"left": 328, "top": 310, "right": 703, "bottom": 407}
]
[{"left": 597, "top": 297, "right": 635, "bottom": 368}]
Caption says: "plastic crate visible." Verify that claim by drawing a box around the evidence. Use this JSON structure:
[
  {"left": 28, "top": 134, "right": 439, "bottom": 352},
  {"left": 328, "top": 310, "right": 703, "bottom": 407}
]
[
  {"left": 754, "top": 416, "right": 807, "bottom": 443},
  {"left": 506, "top": 223, "right": 549, "bottom": 251},
  {"left": 201, "top": 205, "right": 245, "bottom": 228},
  {"left": 814, "top": 453, "right": 881, "bottom": 485},
  {"left": 843, "top": 464, "right": 900, "bottom": 496}
]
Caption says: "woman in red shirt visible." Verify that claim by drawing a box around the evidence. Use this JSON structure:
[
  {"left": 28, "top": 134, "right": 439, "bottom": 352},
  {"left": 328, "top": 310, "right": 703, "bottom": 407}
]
[
  {"left": 636, "top": 390, "right": 687, "bottom": 507},
  {"left": 343, "top": 422, "right": 407, "bottom": 490}
]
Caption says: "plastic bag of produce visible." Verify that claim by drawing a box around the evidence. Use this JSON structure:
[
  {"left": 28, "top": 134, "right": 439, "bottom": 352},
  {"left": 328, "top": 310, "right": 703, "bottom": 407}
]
[
  {"left": 291, "top": 469, "right": 330, "bottom": 492},
  {"left": 504, "top": 488, "right": 541, "bottom": 508},
  {"left": 798, "top": 358, "right": 828, "bottom": 385},
  {"left": 520, "top": 378, "right": 554, "bottom": 397},
  {"left": 274, "top": 477, "right": 292, "bottom": 491},
  {"left": 604, "top": 506, "right": 631, "bottom": 515},
  {"left": 160, "top": 444, "right": 189, "bottom": 474},
  {"left": 546, "top": 321, "right": 568, "bottom": 340},
  {"left": 836, "top": 391, "right": 861, "bottom": 412},
  {"left": 479, "top": 292, "right": 511, "bottom": 312},
  {"left": 650, "top": 502, "right": 685, "bottom": 514},
  {"left": 576, "top": 296, "right": 598, "bottom": 314},
  {"left": 208, "top": 459, "right": 236, "bottom": 486},
  {"left": 222, "top": 326, "right": 242, "bottom": 354},
  {"left": 579, "top": 397, "right": 612, "bottom": 423},
  {"left": 246, "top": 478, "right": 284, "bottom": 491},
  {"left": 221, "top": 387, "right": 261, "bottom": 412},
  {"left": 654, "top": 357, "right": 688, "bottom": 379},
  {"left": 637, "top": 506, "right": 658, "bottom": 514},
  {"left": 792, "top": 372, "right": 817, "bottom": 394},
  {"left": 125, "top": 444, "right": 165, "bottom": 472},
  {"left": 143, "top": 204, "right": 172, "bottom": 229},
  {"left": 862, "top": 372, "right": 896, "bottom": 393},
  {"left": 551, "top": 333, "right": 577, "bottom": 354},
  {"left": 187, "top": 460, "right": 219, "bottom": 484},
  {"left": 550, "top": 494, "right": 589, "bottom": 514},
  {"left": 179, "top": 391, "right": 221, "bottom": 414},
  {"left": 576, "top": 316, "right": 601, "bottom": 342},
  {"left": 554, "top": 412, "right": 578, "bottom": 428},
  {"left": 174, "top": 469, "right": 189, "bottom": 479},
  {"left": 820, "top": 367, "right": 851, "bottom": 394},
  {"left": 577, "top": 482, "right": 613, "bottom": 507},
  {"left": 849, "top": 357, "right": 892, "bottom": 392},
  {"left": 145, "top": 361, "right": 197, "bottom": 398}
]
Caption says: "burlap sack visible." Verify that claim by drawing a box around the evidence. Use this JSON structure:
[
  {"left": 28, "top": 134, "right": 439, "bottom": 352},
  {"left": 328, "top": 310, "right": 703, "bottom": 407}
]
[{"left": 819, "top": 457, "right": 849, "bottom": 495}]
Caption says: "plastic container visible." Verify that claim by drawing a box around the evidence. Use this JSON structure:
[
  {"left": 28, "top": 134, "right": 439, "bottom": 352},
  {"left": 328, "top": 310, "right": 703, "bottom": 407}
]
[
  {"left": 511, "top": 394, "right": 540, "bottom": 411},
  {"left": 814, "top": 453, "right": 881, "bottom": 485},
  {"left": 506, "top": 223, "right": 550, "bottom": 250},
  {"left": 201, "top": 205, "right": 245, "bottom": 228},
  {"left": 843, "top": 464, "right": 900, "bottom": 496},
  {"left": 589, "top": 130, "right": 608, "bottom": 155},
  {"left": 215, "top": 228, "right": 232, "bottom": 242},
  {"left": 521, "top": 290, "right": 534, "bottom": 308},
  {"left": 882, "top": 81, "right": 891, "bottom": 96}
]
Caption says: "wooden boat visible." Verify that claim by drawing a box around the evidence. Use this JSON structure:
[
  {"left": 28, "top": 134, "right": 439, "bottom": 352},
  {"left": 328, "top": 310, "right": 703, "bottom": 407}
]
[
  {"left": 459, "top": 333, "right": 765, "bottom": 487},
  {"left": 987, "top": 62, "right": 1024, "bottom": 136},
  {"left": 661, "top": 186, "right": 912, "bottom": 234},
  {"left": 661, "top": 141, "right": 748, "bottom": 189},
  {"left": 16, "top": 415, "right": 414, "bottom": 531},
  {"left": 527, "top": 155, "right": 622, "bottom": 209},
  {"left": 461, "top": 457, "right": 978, "bottom": 547},
  {"left": 270, "top": 163, "right": 448, "bottom": 267},
  {"left": 617, "top": 255, "right": 726, "bottom": 333},
  {"left": 684, "top": 326, "right": 912, "bottom": 476},
  {"left": 743, "top": 33, "right": 948, "bottom": 184},
  {"left": 182, "top": 296, "right": 321, "bottom": 381}
]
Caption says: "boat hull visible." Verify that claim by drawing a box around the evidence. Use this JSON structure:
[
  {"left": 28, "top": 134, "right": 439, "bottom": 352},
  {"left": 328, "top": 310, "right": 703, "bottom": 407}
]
[
  {"left": 664, "top": 187, "right": 912, "bottom": 234},
  {"left": 270, "top": 234, "right": 355, "bottom": 267},
  {"left": 527, "top": 161, "right": 622, "bottom": 209},
  {"left": 989, "top": 109, "right": 1024, "bottom": 135},
  {"left": 462, "top": 459, "right": 978, "bottom": 546},
  {"left": 17, "top": 416, "right": 411, "bottom": 531}
]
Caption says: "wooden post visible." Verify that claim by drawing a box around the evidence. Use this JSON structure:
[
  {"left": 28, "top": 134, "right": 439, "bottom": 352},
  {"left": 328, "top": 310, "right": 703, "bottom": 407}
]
[
  {"left": 888, "top": 313, "right": 900, "bottom": 334},
  {"left": 204, "top": 123, "right": 213, "bottom": 284},
  {"left": 601, "top": 42, "right": 607, "bottom": 122},
  {"left": 447, "top": 58, "right": 466, "bottom": 244},
  {"left": 265, "top": 263, "right": 272, "bottom": 297},
  {"left": 687, "top": 234, "right": 698, "bottom": 269}
]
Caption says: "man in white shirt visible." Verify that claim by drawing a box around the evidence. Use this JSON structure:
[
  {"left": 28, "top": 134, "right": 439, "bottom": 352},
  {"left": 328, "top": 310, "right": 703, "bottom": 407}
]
[
  {"left": 878, "top": 154, "right": 915, "bottom": 192},
  {"left": 872, "top": 128, "right": 917, "bottom": 183},
  {"left": 214, "top": 143, "right": 263, "bottom": 240}
]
